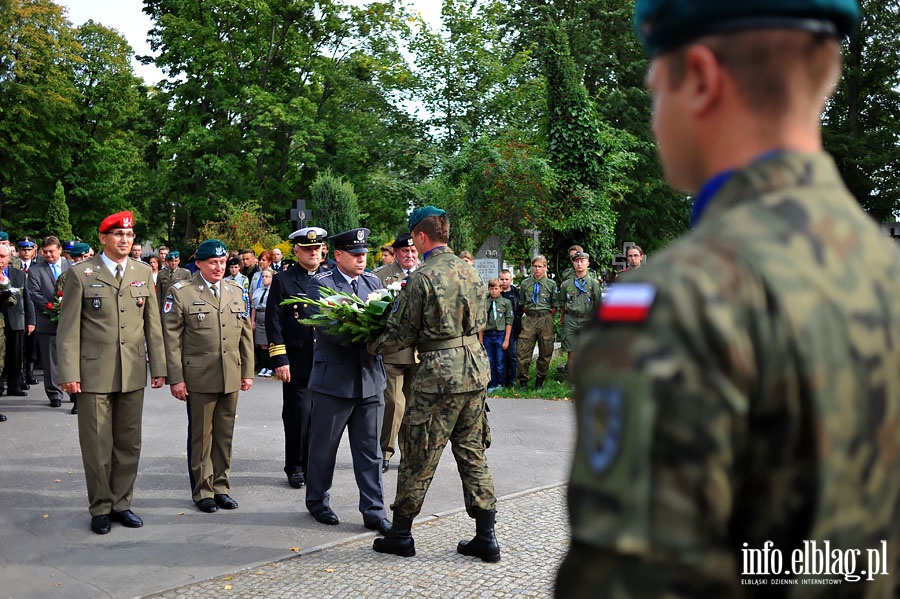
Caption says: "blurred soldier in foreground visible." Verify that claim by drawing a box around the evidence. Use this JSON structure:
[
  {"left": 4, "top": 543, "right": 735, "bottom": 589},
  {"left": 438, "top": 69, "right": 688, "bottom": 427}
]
[
  {"left": 556, "top": 1, "right": 900, "bottom": 596},
  {"left": 370, "top": 206, "right": 498, "bottom": 562}
]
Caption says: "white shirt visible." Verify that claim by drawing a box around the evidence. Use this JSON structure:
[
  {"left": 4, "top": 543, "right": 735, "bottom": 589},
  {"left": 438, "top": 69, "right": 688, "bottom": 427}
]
[{"left": 99, "top": 252, "right": 126, "bottom": 278}]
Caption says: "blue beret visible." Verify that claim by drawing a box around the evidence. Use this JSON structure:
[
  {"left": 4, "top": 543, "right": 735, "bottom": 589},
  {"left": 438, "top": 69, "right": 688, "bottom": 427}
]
[
  {"left": 408, "top": 206, "right": 446, "bottom": 232},
  {"left": 63, "top": 240, "right": 77, "bottom": 252},
  {"left": 634, "top": 0, "right": 860, "bottom": 57},
  {"left": 195, "top": 240, "right": 228, "bottom": 261}
]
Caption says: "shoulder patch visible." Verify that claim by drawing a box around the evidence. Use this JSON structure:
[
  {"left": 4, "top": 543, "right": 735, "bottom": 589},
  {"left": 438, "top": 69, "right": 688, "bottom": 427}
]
[
  {"left": 598, "top": 282, "right": 657, "bottom": 323},
  {"left": 172, "top": 281, "right": 186, "bottom": 290},
  {"left": 581, "top": 386, "right": 625, "bottom": 475},
  {"left": 163, "top": 296, "right": 174, "bottom": 314}
]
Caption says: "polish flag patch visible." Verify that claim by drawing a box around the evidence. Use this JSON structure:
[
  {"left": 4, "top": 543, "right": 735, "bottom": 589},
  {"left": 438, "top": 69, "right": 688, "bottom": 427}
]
[{"left": 598, "top": 283, "right": 657, "bottom": 323}]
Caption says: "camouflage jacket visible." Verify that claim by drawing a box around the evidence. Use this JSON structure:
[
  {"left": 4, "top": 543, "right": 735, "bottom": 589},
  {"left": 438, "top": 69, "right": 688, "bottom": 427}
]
[
  {"left": 561, "top": 152, "right": 900, "bottom": 597},
  {"left": 369, "top": 246, "right": 490, "bottom": 394}
]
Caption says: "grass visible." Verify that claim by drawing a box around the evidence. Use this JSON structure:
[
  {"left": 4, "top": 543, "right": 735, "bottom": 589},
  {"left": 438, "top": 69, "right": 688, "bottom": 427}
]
[{"left": 486, "top": 355, "right": 573, "bottom": 401}]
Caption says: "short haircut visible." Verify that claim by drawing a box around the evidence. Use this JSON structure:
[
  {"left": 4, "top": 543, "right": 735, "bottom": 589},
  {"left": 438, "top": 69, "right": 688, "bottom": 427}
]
[
  {"left": 239, "top": 248, "right": 255, "bottom": 256},
  {"left": 627, "top": 245, "right": 643, "bottom": 256},
  {"left": 459, "top": 250, "right": 474, "bottom": 261},
  {"left": 531, "top": 254, "right": 547, "bottom": 266},
  {"left": 413, "top": 214, "right": 450, "bottom": 244},
  {"left": 0, "top": 245, "right": 9, "bottom": 256},
  {"left": 380, "top": 246, "right": 394, "bottom": 256},
  {"left": 488, "top": 277, "right": 501, "bottom": 288},
  {"left": 568, "top": 244, "right": 584, "bottom": 254},
  {"left": 500, "top": 269, "right": 512, "bottom": 276},
  {"left": 42, "top": 236, "right": 61, "bottom": 249}
]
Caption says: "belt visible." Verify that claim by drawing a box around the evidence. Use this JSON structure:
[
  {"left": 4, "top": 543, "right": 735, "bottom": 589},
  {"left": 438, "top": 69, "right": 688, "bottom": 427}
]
[
  {"left": 483, "top": 329, "right": 505, "bottom": 335},
  {"left": 417, "top": 335, "right": 479, "bottom": 353}
]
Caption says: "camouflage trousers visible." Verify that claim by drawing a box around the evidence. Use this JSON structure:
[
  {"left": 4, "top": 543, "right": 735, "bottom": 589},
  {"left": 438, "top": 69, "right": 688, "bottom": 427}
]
[{"left": 391, "top": 389, "right": 496, "bottom": 519}]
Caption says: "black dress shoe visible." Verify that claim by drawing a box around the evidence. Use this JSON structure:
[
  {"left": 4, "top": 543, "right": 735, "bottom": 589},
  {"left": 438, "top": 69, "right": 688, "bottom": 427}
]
[
  {"left": 110, "top": 509, "right": 143, "bottom": 528},
  {"left": 310, "top": 506, "right": 339, "bottom": 525},
  {"left": 287, "top": 472, "right": 305, "bottom": 489},
  {"left": 7, "top": 389, "right": 27, "bottom": 396},
  {"left": 196, "top": 498, "right": 218, "bottom": 513},
  {"left": 382, "top": 460, "right": 389, "bottom": 473},
  {"left": 22, "top": 383, "right": 30, "bottom": 390},
  {"left": 0, "top": 413, "right": 6, "bottom": 422},
  {"left": 90, "top": 514, "right": 111, "bottom": 535},
  {"left": 364, "top": 518, "right": 393, "bottom": 535},
  {"left": 214, "top": 494, "right": 238, "bottom": 510},
  {"left": 26, "top": 376, "right": 39, "bottom": 385},
  {"left": 71, "top": 404, "right": 78, "bottom": 415},
  {"left": 50, "top": 398, "right": 62, "bottom": 408}
]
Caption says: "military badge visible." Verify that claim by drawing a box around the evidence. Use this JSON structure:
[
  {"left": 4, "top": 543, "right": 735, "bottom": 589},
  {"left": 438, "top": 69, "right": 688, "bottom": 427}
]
[
  {"left": 581, "top": 386, "right": 624, "bottom": 475},
  {"left": 198, "top": 312, "right": 206, "bottom": 322},
  {"left": 92, "top": 298, "right": 102, "bottom": 310},
  {"left": 598, "top": 282, "right": 656, "bottom": 323},
  {"left": 163, "top": 296, "right": 174, "bottom": 314},
  {"left": 357, "top": 229, "right": 365, "bottom": 241},
  {"left": 130, "top": 281, "right": 146, "bottom": 287},
  {"left": 309, "top": 230, "right": 317, "bottom": 241},
  {"left": 122, "top": 215, "right": 133, "bottom": 228},
  {"left": 84, "top": 268, "right": 93, "bottom": 276},
  {"left": 136, "top": 296, "right": 145, "bottom": 308}
]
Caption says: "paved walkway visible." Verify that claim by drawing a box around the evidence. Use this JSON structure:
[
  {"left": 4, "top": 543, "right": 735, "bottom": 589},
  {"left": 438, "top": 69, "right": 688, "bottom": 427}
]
[
  {"left": 147, "top": 485, "right": 567, "bottom": 599},
  {"left": 0, "top": 376, "right": 574, "bottom": 598}
]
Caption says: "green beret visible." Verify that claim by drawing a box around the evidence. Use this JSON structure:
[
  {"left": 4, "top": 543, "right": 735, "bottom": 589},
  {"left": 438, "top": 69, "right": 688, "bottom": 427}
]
[
  {"left": 408, "top": 206, "right": 446, "bottom": 232},
  {"left": 70, "top": 242, "right": 91, "bottom": 258},
  {"left": 195, "top": 240, "right": 228, "bottom": 261},
  {"left": 166, "top": 250, "right": 180, "bottom": 260},
  {"left": 634, "top": 0, "right": 860, "bottom": 57},
  {"left": 0, "top": 232, "right": 8, "bottom": 241}
]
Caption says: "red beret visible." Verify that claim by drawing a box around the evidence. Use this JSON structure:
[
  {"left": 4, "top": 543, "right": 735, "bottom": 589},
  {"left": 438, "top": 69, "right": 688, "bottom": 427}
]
[{"left": 99, "top": 210, "right": 135, "bottom": 233}]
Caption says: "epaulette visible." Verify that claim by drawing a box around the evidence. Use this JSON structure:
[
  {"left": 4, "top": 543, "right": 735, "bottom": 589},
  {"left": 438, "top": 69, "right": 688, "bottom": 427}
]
[
  {"left": 311, "top": 271, "right": 331, "bottom": 281},
  {"left": 222, "top": 278, "right": 240, "bottom": 289},
  {"left": 360, "top": 271, "right": 380, "bottom": 280},
  {"left": 373, "top": 264, "right": 388, "bottom": 275},
  {"left": 172, "top": 281, "right": 186, "bottom": 290}
]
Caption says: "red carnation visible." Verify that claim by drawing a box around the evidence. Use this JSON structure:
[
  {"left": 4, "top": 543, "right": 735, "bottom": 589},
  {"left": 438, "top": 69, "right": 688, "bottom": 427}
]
[{"left": 46, "top": 302, "right": 54, "bottom": 309}]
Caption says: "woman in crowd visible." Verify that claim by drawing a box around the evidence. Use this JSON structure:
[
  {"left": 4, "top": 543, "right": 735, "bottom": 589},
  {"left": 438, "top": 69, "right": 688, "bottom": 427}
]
[{"left": 251, "top": 268, "right": 273, "bottom": 377}]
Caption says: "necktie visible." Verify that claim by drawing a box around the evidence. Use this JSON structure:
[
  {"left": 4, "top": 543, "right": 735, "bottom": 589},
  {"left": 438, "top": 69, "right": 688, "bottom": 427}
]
[
  {"left": 114, "top": 264, "right": 122, "bottom": 284},
  {"left": 351, "top": 279, "right": 358, "bottom": 297},
  {"left": 532, "top": 282, "right": 540, "bottom": 305},
  {"left": 51, "top": 263, "right": 59, "bottom": 280},
  {"left": 260, "top": 288, "right": 268, "bottom": 307},
  {"left": 211, "top": 285, "right": 218, "bottom": 300},
  {"left": 491, "top": 300, "right": 498, "bottom": 322}
]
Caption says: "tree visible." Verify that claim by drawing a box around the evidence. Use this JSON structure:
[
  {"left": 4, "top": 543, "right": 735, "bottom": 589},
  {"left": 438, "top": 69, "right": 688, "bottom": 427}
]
[
  {"left": 46, "top": 180, "right": 73, "bottom": 241},
  {"left": 193, "top": 200, "right": 282, "bottom": 252},
  {"left": 824, "top": 0, "right": 900, "bottom": 221},
  {"left": 309, "top": 169, "right": 360, "bottom": 237}
]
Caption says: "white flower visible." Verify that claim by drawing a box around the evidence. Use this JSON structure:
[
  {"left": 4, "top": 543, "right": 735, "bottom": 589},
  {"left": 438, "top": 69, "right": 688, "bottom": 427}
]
[
  {"left": 387, "top": 281, "right": 403, "bottom": 292},
  {"left": 366, "top": 289, "right": 393, "bottom": 303}
]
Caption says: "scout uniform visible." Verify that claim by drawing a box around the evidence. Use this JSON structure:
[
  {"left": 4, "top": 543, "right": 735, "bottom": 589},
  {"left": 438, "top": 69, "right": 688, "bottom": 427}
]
[
  {"left": 556, "top": 253, "right": 603, "bottom": 352},
  {"left": 162, "top": 240, "right": 253, "bottom": 510},
  {"left": 556, "top": 2, "right": 900, "bottom": 597},
  {"left": 516, "top": 268, "right": 557, "bottom": 388},
  {"left": 482, "top": 292, "right": 513, "bottom": 389}
]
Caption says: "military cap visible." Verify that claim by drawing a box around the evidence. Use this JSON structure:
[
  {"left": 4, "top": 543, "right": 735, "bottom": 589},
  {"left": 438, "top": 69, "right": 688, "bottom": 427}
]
[
  {"left": 16, "top": 237, "right": 36, "bottom": 249},
  {"left": 634, "top": 0, "right": 860, "bottom": 57},
  {"left": 63, "top": 239, "right": 77, "bottom": 252},
  {"left": 571, "top": 251, "right": 589, "bottom": 261},
  {"left": 330, "top": 228, "right": 370, "bottom": 254},
  {"left": 290, "top": 226, "right": 328, "bottom": 247},
  {"left": 99, "top": 210, "right": 135, "bottom": 233},
  {"left": 391, "top": 232, "right": 415, "bottom": 249},
  {"left": 194, "top": 239, "right": 228, "bottom": 261},
  {"left": 70, "top": 242, "right": 91, "bottom": 258},
  {"left": 166, "top": 250, "right": 181, "bottom": 260},
  {"left": 0, "top": 232, "right": 8, "bottom": 241},
  {"left": 408, "top": 206, "right": 446, "bottom": 232},
  {"left": 226, "top": 256, "right": 241, "bottom": 267}
]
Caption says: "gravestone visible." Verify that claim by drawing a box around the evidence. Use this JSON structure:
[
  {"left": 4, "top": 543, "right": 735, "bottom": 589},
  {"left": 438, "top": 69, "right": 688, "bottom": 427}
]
[{"left": 474, "top": 235, "right": 501, "bottom": 284}]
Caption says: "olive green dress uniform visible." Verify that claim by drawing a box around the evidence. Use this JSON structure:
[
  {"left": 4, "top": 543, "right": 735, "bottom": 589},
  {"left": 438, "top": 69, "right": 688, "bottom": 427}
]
[
  {"left": 557, "top": 275, "right": 602, "bottom": 352},
  {"left": 372, "top": 260, "right": 416, "bottom": 464},
  {"left": 57, "top": 256, "right": 166, "bottom": 518},
  {"left": 162, "top": 274, "right": 253, "bottom": 503},
  {"left": 370, "top": 246, "right": 495, "bottom": 519},
  {"left": 516, "top": 275, "right": 558, "bottom": 386},
  {"left": 156, "top": 266, "right": 191, "bottom": 311},
  {"left": 559, "top": 152, "right": 900, "bottom": 596}
]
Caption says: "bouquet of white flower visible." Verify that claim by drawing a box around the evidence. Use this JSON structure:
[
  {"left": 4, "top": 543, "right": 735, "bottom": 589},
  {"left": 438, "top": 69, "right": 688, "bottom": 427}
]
[{"left": 281, "top": 282, "right": 403, "bottom": 343}]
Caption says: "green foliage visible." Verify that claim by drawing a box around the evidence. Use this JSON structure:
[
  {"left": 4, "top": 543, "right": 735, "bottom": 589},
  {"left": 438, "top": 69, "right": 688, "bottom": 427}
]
[
  {"left": 309, "top": 169, "right": 360, "bottom": 236},
  {"left": 487, "top": 355, "right": 572, "bottom": 400},
  {"left": 193, "top": 200, "right": 282, "bottom": 253},
  {"left": 824, "top": 0, "right": 900, "bottom": 221},
  {"left": 46, "top": 180, "right": 73, "bottom": 241}
]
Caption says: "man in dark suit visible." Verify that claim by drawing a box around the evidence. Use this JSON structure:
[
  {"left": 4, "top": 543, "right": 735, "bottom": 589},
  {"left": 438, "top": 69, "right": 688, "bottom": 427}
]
[
  {"left": 16, "top": 237, "right": 40, "bottom": 386},
  {"left": 27, "top": 236, "right": 69, "bottom": 408},
  {"left": 0, "top": 244, "right": 34, "bottom": 397},
  {"left": 57, "top": 211, "right": 167, "bottom": 535},
  {"left": 305, "top": 227, "right": 391, "bottom": 535},
  {"left": 265, "top": 227, "right": 327, "bottom": 489}
]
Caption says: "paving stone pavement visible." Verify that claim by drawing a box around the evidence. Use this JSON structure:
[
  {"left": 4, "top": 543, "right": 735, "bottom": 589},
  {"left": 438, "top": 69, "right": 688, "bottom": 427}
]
[{"left": 146, "top": 485, "right": 568, "bottom": 599}]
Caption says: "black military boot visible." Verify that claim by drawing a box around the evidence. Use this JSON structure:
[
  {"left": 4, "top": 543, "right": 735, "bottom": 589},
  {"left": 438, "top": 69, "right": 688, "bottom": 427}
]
[
  {"left": 373, "top": 514, "right": 415, "bottom": 557},
  {"left": 535, "top": 376, "right": 545, "bottom": 389},
  {"left": 457, "top": 510, "right": 500, "bottom": 563},
  {"left": 25, "top": 362, "right": 38, "bottom": 386}
]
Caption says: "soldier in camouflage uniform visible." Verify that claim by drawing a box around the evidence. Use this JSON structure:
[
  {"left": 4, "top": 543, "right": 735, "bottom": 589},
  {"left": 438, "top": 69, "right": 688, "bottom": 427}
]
[
  {"left": 369, "top": 206, "right": 499, "bottom": 562},
  {"left": 556, "top": 252, "right": 602, "bottom": 378},
  {"left": 557, "top": 1, "right": 900, "bottom": 597}
]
